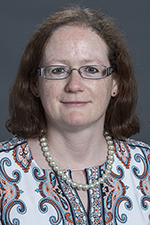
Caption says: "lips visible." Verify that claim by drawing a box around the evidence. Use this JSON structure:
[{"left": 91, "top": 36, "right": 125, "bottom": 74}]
[{"left": 61, "top": 101, "right": 90, "bottom": 107}]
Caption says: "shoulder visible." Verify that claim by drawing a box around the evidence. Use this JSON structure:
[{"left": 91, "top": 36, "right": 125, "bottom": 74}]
[
  {"left": 0, "top": 135, "right": 33, "bottom": 173},
  {"left": 113, "top": 137, "right": 150, "bottom": 169},
  {"left": 0, "top": 135, "right": 27, "bottom": 153},
  {"left": 114, "top": 137, "right": 150, "bottom": 152}
]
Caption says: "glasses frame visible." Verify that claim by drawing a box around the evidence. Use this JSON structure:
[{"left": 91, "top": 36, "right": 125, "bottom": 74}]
[{"left": 37, "top": 65, "right": 116, "bottom": 80}]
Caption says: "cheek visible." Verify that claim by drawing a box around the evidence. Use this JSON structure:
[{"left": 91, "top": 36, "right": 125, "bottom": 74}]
[
  {"left": 93, "top": 80, "right": 112, "bottom": 99},
  {"left": 38, "top": 79, "right": 58, "bottom": 97},
  {"left": 92, "top": 81, "right": 113, "bottom": 110},
  {"left": 38, "top": 82, "right": 57, "bottom": 107}
]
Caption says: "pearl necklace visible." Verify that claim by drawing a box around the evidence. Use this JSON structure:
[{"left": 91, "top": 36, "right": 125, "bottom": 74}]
[{"left": 40, "top": 132, "right": 115, "bottom": 191}]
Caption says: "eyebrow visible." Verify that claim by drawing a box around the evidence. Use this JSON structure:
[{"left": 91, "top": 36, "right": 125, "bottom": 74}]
[
  {"left": 79, "top": 59, "right": 104, "bottom": 65},
  {"left": 46, "top": 58, "right": 104, "bottom": 66}
]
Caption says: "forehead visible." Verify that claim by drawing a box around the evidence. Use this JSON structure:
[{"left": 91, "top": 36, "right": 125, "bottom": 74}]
[
  {"left": 42, "top": 26, "right": 109, "bottom": 65},
  {"left": 47, "top": 25, "right": 108, "bottom": 47}
]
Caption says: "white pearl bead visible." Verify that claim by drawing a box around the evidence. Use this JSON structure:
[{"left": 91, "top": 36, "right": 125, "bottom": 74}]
[
  {"left": 42, "top": 146, "right": 49, "bottom": 152},
  {"left": 47, "top": 156, "right": 53, "bottom": 162},
  {"left": 41, "top": 142, "right": 47, "bottom": 147},
  {"left": 109, "top": 150, "right": 114, "bottom": 156},
  {"left": 57, "top": 170, "right": 63, "bottom": 176},
  {"left": 82, "top": 184, "right": 90, "bottom": 191},
  {"left": 107, "top": 164, "right": 112, "bottom": 170},
  {"left": 108, "top": 154, "right": 114, "bottom": 160},
  {"left": 102, "top": 174, "right": 108, "bottom": 180},
  {"left": 93, "top": 181, "right": 100, "bottom": 187},
  {"left": 105, "top": 169, "right": 111, "bottom": 175},
  {"left": 72, "top": 182, "right": 78, "bottom": 188},
  {"left": 105, "top": 136, "right": 112, "bottom": 140},
  {"left": 53, "top": 165, "right": 59, "bottom": 172},
  {"left": 40, "top": 137, "right": 46, "bottom": 142},
  {"left": 108, "top": 140, "right": 113, "bottom": 145},
  {"left": 107, "top": 159, "right": 113, "bottom": 165},
  {"left": 44, "top": 151, "right": 50, "bottom": 157},
  {"left": 108, "top": 145, "right": 114, "bottom": 150},
  {"left": 50, "top": 161, "right": 56, "bottom": 167},
  {"left": 99, "top": 177, "right": 104, "bottom": 183},
  {"left": 66, "top": 178, "right": 72, "bottom": 185},
  {"left": 61, "top": 173, "right": 67, "bottom": 180},
  {"left": 89, "top": 183, "right": 95, "bottom": 189},
  {"left": 77, "top": 184, "right": 83, "bottom": 190}
]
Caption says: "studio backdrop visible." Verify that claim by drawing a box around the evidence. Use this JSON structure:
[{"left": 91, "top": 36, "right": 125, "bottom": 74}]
[{"left": 0, "top": 0, "right": 150, "bottom": 143}]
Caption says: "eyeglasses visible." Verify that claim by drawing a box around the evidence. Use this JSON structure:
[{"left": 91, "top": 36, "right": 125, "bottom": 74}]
[{"left": 37, "top": 65, "right": 115, "bottom": 80}]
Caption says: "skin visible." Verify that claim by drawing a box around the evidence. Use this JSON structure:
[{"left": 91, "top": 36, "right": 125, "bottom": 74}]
[
  {"left": 30, "top": 25, "right": 118, "bottom": 212},
  {"left": 34, "top": 26, "right": 118, "bottom": 133}
]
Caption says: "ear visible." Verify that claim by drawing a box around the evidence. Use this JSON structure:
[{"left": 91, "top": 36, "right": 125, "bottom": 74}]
[
  {"left": 30, "top": 80, "right": 39, "bottom": 97},
  {"left": 111, "top": 79, "right": 119, "bottom": 97}
]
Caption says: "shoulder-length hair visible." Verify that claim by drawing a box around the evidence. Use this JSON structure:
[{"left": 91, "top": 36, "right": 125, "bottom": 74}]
[{"left": 6, "top": 7, "right": 140, "bottom": 139}]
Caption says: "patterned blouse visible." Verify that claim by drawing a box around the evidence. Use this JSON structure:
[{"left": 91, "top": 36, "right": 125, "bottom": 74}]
[{"left": 0, "top": 135, "right": 150, "bottom": 225}]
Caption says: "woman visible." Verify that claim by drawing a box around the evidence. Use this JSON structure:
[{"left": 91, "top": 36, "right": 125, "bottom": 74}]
[{"left": 0, "top": 7, "right": 150, "bottom": 225}]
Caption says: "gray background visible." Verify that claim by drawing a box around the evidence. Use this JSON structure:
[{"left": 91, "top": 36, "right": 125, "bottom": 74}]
[{"left": 0, "top": 0, "right": 150, "bottom": 143}]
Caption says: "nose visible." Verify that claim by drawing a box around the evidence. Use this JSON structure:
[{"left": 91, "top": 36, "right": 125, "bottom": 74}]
[{"left": 65, "top": 68, "right": 84, "bottom": 93}]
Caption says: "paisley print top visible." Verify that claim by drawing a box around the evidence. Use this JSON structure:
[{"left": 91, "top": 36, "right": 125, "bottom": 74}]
[{"left": 0, "top": 135, "right": 150, "bottom": 225}]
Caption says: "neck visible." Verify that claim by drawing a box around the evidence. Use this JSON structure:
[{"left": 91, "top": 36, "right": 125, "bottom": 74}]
[
  {"left": 40, "top": 131, "right": 115, "bottom": 190},
  {"left": 45, "top": 124, "right": 108, "bottom": 170}
]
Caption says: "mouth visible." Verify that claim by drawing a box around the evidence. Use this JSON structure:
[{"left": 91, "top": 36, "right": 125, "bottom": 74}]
[{"left": 61, "top": 101, "right": 90, "bottom": 107}]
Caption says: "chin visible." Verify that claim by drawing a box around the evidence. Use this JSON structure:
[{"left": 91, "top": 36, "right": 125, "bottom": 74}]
[
  {"left": 64, "top": 113, "right": 88, "bottom": 126},
  {"left": 63, "top": 117, "right": 96, "bottom": 131}
]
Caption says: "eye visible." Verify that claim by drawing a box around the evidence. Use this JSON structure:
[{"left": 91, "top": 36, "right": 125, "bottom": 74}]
[
  {"left": 51, "top": 67, "right": 66, "bottom": 74},
  {"left": 85, "top": 66, "right": 99, "bottom": 74}
]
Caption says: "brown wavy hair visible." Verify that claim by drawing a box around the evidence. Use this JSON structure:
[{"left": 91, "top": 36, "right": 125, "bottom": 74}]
[{"left": 6, "top": 7, "right": 140, "bottom": 139}]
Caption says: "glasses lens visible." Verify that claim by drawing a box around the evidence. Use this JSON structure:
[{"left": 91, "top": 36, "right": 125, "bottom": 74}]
[
  {"left": 43, "top": 66, "right": 69, "bottom": 79},
  {"left": 80, "top": 65, "right": 107, "bottom": 79}
]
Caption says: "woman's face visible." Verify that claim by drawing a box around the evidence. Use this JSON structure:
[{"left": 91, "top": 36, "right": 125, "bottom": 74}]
[{"left": 34, "top": 26, "right": 118, "bottom": 131}]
